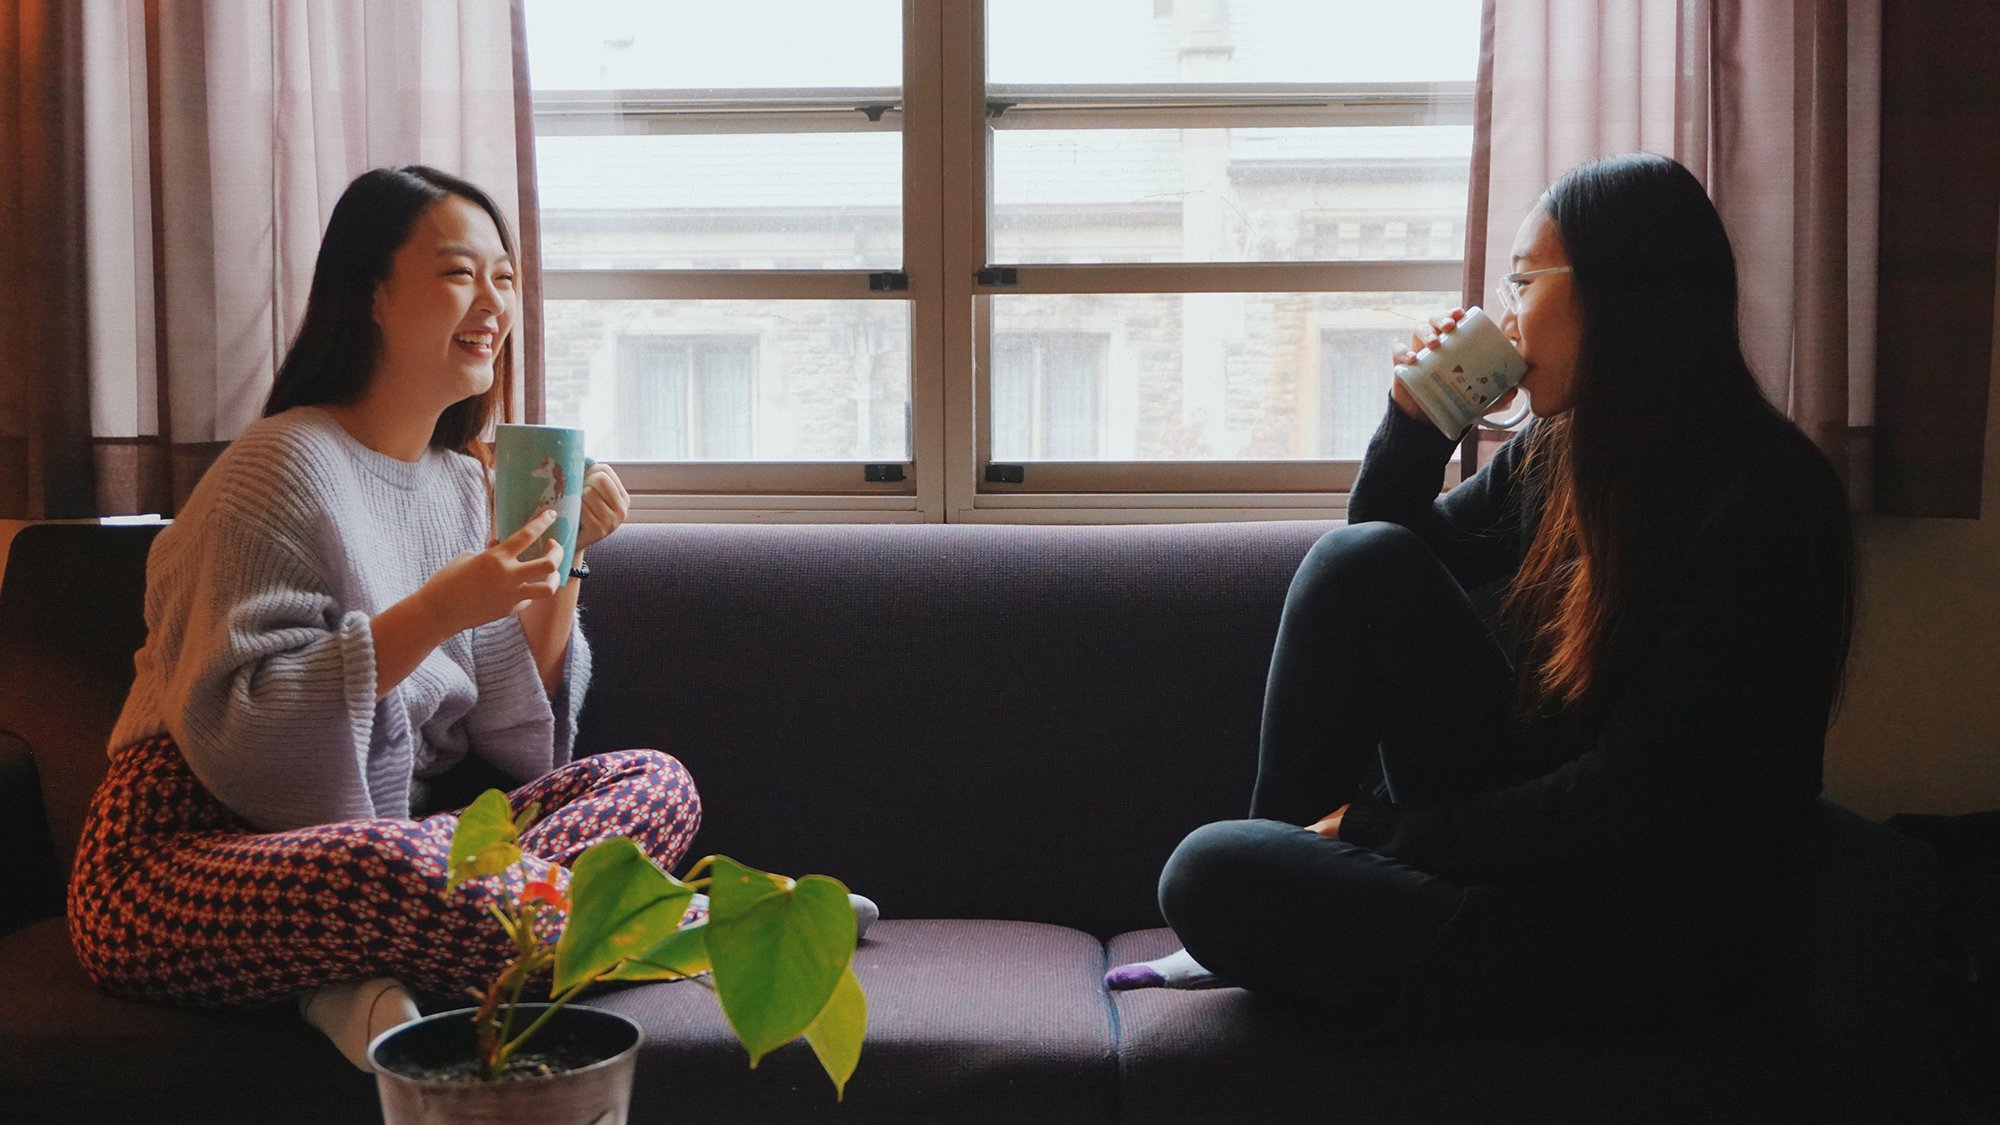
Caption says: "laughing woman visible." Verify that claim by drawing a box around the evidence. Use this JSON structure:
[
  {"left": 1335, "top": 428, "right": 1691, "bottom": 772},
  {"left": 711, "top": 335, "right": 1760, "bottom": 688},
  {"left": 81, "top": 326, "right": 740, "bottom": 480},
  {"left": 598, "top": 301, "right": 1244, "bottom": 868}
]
[
  {"left": 1109, "top": 153, "right": 1856, "bottom": 1036},
  {"left": 64, "top": 166, "right": 699, "bottom": 1069}
]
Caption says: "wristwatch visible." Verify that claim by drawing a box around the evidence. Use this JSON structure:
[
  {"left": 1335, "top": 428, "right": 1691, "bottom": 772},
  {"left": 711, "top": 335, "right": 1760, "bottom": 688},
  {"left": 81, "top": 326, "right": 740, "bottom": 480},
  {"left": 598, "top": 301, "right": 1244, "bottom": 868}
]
[{"left": 568, "top": 560, "right": 591, "bottom": 581}]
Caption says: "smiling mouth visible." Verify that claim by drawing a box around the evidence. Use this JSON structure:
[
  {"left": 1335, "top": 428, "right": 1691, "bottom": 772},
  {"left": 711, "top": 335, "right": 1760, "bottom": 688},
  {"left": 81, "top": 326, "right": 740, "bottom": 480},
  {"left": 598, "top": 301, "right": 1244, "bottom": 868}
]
[{"left": 453, "top": 333, "right": 496, "bottom": 357}]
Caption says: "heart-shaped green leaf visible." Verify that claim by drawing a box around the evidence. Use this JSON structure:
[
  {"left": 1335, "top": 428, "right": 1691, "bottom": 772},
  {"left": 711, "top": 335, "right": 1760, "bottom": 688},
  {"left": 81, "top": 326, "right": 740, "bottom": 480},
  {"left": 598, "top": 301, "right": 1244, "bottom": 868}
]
[
  {"left": 445, "top": 789, "right": 523, "bottom": 891},
  {"left": 552, "top": 838, "right": 695, "bottom": 995},
  {"left": 602, "top": 920, "right": 712, "bottom": 982},
  {"left": 706, "top": 857, "right": 855, "bottom": 1067},
  {"left": 803, "top": 965, "right": 867, "bottom": 1099}
]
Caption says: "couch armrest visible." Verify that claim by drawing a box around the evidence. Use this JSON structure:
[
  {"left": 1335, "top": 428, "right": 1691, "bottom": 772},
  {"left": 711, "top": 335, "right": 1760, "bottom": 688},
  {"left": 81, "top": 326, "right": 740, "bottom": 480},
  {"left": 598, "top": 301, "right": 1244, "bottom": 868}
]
[
  {"left": 1775, "top": 797, "right": 1947, "bottom": 1122},
  {"left": 0, "top": 731, "right": 64, "bottom": 936}
]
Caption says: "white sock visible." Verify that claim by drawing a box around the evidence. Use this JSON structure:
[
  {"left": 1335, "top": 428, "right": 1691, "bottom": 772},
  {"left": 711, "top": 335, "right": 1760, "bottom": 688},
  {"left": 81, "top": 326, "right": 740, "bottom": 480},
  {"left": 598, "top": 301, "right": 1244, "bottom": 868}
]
[
  {"left": 687, "top": 892, "right": 878, "bottom": 942},
  {"left": 849, "top": 893, "right": 879, "bottom": 942},
  {"left": 1105, "top": 947, "right": 1225, "bottom": 991},
  {"left": 299, "top": 977, "right": 421, "bottom": 1071}
]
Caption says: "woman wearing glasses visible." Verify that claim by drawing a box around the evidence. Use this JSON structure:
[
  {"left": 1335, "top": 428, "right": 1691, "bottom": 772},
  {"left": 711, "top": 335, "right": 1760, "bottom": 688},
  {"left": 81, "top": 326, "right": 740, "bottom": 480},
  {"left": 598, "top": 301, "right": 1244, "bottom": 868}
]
[{"left": 1109, "top": 152, "right": 1856, "bottom": 1036}]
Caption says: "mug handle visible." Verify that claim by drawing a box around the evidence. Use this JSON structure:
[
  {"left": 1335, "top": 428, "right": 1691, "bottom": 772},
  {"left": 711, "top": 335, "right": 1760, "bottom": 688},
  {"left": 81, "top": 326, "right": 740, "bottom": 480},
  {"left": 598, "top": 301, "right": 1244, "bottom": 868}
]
[{"left": 1477, "top": 397, "right": 1532, "bottom": 432}]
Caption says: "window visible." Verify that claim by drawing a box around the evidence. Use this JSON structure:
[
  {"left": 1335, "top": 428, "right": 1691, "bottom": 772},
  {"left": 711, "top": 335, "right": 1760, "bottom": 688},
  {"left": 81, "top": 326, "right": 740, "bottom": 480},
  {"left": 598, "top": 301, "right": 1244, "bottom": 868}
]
[
  {"left": 992, "top": 334, "right": 1104, "bottom": 459},
  {"left": 1320, "top": 328, "right": 1395, "bottom": 459},
  {"left": 615, "top": 337, "right": 755, "bottom": 461},
  {"left": 524, "top": 0, "right": 1480, "bottom": 520}
]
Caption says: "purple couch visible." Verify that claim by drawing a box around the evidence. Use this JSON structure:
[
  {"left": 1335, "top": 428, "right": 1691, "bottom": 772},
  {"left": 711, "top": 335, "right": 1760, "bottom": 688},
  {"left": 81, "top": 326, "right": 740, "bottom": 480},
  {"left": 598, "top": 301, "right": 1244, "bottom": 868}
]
[{"left": 0, "top": 521, "right": 1944, "bottom": 1122}]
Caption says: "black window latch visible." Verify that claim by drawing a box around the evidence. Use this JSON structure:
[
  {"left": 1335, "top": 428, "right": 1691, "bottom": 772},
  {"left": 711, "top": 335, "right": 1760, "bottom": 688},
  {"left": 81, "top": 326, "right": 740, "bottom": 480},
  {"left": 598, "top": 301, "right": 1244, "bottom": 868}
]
[
  {"left": 868, "top": 271, "right": 909, "bottom": 292},
  {"left": 865, "top": 463, "right": 906, "bottom": 482},
  {"left": 985, "top": 464, "right": 1025, "bottom": 484}
]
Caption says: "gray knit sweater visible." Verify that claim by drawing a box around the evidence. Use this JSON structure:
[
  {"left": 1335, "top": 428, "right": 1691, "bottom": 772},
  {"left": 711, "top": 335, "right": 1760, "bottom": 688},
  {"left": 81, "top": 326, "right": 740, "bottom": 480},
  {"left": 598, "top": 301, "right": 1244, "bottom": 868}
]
[{"left": 108, "top": 406, "right": 591, "bottom": 832}]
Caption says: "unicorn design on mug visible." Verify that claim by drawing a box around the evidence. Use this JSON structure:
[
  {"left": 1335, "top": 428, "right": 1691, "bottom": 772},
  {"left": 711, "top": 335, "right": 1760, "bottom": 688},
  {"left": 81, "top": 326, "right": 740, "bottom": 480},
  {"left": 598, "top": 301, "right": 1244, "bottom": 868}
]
[
  {"left": 494, "top": 424, "right": 587, "bottom": 563},
  {"left": 530, "top": 455, "right": 567, "bottom": 511}
]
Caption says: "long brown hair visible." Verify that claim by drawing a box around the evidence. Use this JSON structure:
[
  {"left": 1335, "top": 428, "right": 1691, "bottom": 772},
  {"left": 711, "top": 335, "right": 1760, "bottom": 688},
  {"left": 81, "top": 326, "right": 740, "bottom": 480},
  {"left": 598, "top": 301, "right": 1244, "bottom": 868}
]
[
  {"left": 262, "top": 165, "right": 516, "bottom": 462},
  {"left": 1502, "top": 154, "right": 1853, "bottom": 717}
]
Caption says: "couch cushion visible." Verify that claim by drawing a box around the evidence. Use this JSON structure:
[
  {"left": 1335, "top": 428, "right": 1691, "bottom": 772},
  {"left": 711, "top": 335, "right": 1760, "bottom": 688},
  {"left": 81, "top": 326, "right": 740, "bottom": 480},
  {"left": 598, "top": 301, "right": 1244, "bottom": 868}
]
[
  {"left": 1105, "top": 928, "right": 1808, "bottom": 1125},
  {"left": 577, "top": 521, "right": 1334, "bottom": 938},
  {"left": 590, "top": 919, "right": 1118, "bottom": 1123},
  {"left": 0, "top": 523, "right": 162, "bottom": 882},
  {"left": 3, "top": 917, "right": 1119, "bottom": 1123},
  {"left": 0, "top": 917, "right": 377, "bottom": 1124}
]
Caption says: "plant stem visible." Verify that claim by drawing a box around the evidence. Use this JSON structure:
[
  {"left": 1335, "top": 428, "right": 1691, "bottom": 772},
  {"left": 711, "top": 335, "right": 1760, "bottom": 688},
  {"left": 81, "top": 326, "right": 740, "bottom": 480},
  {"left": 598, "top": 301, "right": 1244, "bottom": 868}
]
[{"left": 491, "top": 978, "right": 595, "bottom": 1075}]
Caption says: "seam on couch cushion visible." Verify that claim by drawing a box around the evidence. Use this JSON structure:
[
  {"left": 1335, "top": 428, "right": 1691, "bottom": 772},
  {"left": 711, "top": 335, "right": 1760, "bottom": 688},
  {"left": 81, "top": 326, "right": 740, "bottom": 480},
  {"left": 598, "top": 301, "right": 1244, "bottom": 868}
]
[{"left": 1097, "top": 938, "right": 1122, "bottom": 1047}]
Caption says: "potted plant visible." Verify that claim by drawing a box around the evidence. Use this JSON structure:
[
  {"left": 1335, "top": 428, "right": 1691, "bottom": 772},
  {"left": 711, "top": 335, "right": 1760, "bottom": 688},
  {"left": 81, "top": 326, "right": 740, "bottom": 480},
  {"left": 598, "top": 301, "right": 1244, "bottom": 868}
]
[{"left": 369, "top": 789, "right": 866, "bottom": 1125}]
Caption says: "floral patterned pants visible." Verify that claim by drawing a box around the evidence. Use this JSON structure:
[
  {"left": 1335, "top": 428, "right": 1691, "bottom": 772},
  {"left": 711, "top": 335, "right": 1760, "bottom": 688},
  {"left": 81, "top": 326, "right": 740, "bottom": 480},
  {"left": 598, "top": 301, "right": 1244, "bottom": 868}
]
[{"left": 67, "top": 737, "right": 702, "bottom": 1008}]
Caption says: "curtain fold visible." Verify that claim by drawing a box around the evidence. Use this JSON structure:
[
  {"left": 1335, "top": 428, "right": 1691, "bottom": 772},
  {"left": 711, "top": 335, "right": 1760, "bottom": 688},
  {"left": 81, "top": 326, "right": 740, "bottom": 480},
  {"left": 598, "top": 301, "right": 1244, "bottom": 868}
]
[
  {"left": 1872, "top": 2, "right": 1999, "bottom": 518},
  {"left": 1473, "top": 0, "right": 1881, "bottom": 511},
  {"left": 509, "top": 0, "right": 544, "bottom": 425},
  {"left": 0, "top": 0, "right": 538, "bottom": 519},
  {"left": 1, "top": 2, "right": 95, "bottom": 519}
]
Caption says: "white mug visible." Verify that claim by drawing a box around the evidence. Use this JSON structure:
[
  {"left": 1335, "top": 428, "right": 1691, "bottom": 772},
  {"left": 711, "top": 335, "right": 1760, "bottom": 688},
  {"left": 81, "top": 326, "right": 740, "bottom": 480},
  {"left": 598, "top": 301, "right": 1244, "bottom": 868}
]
[{"left": 1392, "top": 307, "right": 1530, "bottom": 438}]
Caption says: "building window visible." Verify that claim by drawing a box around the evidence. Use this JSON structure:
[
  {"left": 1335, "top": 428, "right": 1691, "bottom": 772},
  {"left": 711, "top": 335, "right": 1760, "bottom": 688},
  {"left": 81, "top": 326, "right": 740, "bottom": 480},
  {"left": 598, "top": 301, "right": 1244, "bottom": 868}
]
[
  {"left": 616, "top": 337, "right": 755, "bottom": 460},
  {"left": 991, "top": 335, "right": 1103, "bottom": 459},
  {"left": 1320, "top": 328, "right": 1393, "bottom": 459},
  {"left": 523, "top": 0, "right": 1480, "bottom": 519}
]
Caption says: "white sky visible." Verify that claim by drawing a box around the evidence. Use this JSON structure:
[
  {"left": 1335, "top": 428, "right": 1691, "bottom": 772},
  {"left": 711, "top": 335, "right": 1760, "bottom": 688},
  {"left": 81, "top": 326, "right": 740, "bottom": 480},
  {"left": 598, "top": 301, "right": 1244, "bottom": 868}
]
[{"left": 522, "top": 1, "right": 1480, "bottom": 90}]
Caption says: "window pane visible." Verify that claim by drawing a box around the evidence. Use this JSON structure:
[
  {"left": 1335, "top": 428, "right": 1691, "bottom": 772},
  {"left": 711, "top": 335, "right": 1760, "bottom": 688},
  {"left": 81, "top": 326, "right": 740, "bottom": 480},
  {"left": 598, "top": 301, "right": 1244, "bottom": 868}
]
[
  {"left": 696, "top": 341, "right": 755, "bottom": 459},
  {"left": 525, "top": 1, "right": 900, "bottom": 89},
  {"left": 987, "top": 0, "right": 1479, "bottom": 85},
  {"left": 991, "top": 335, "right": 1103, "bottom": 460},
  {"left": 545, "top": 300, "right": 911, "bottom": 463},
  {"left": 538, "top": 134, "right": 902, "bottom": 270},
  {"left": 989, "top": 291, "right": 1457, "bottom": 461},
  {"left": 990, "top": 339, "right": 1035, "bottom": 460},
  {"left": 528, "top": 0, "right": 903, "bottom": 271},
  {"left": 1041, "top": 338, "right": 1101, "bottom": 458},
  {"left": 992, "top": 126, "right": 1470, "bottom": 264},
  {"left": 616, "top": 338, "right": 688, "bottom": 459}
]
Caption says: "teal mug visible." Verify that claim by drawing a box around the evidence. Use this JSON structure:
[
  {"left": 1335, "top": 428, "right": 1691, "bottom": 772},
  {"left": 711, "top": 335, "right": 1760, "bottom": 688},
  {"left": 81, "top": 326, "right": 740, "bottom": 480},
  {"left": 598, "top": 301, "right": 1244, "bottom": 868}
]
[{"left": 494, "top": 424, "right": 595, "bottom": 565}]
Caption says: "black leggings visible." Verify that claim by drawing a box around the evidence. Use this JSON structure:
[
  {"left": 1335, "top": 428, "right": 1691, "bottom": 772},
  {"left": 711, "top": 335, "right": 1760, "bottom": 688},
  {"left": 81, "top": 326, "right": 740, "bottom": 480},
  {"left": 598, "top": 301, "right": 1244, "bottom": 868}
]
[{"left": 1159, "top": 523, "right": 1574, "bottom": 1030}]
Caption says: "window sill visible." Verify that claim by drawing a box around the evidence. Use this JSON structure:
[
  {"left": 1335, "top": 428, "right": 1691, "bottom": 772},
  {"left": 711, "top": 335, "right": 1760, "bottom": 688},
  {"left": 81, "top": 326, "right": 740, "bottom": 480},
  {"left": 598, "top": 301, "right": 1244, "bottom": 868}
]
[{"left": 625, "top": 492, "right": 1355, "bottom": 524}]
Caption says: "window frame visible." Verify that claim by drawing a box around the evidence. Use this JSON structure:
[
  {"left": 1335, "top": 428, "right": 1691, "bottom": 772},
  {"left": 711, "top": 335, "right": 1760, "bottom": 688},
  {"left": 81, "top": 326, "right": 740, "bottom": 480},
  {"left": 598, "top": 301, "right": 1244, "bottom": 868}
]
[{"left": 529, "top": 0, "right": 1474, "bottom": 523}]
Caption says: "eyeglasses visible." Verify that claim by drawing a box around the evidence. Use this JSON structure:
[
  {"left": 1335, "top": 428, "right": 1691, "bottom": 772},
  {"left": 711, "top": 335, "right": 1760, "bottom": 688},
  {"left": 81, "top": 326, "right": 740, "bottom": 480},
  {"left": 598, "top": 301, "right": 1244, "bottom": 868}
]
[{"left": 1494, "top": 266, "right": 1573, "bottom": 314}]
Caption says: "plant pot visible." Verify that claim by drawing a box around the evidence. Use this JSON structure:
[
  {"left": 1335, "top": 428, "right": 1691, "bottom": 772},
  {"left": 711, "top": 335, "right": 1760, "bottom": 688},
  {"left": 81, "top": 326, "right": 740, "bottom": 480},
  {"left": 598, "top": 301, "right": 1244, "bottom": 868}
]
[{"left": 369, "top": 1004, "right": 642, "bottom": 1125}]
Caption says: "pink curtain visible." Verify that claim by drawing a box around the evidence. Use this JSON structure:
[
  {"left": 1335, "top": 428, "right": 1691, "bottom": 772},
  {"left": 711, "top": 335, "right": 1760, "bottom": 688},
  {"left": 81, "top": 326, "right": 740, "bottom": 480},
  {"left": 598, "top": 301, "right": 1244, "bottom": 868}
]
[
  {"left": 1465, "top": 0, "right": 1879, "bottom": 510},
  {"left": 1, "top": 0, "right": 537, "bottom": 518}
]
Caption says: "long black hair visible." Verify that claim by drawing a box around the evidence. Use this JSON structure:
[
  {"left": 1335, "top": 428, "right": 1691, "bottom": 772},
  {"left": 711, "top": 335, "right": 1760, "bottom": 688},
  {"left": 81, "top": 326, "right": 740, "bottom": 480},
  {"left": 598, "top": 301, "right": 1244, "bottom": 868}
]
[
  {"left": 262, "top": 165, "right": 515, "bottom": 459},
  {"left": 1503, "top": 153, "right": 1854, "bottom": 715}
]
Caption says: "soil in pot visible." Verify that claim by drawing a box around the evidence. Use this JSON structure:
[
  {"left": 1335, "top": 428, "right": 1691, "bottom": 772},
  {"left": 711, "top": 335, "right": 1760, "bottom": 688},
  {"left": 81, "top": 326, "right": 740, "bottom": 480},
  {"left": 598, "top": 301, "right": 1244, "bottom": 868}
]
[{"left": 372, "top": 1005, "right": 642, "bottom": 1125}]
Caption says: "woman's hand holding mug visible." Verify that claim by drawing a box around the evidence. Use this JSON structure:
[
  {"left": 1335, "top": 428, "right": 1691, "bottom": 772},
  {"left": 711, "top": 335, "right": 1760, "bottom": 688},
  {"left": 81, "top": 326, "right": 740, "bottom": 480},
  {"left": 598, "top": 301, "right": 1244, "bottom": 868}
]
[
  {"left": 1389, "top": 307, "right": 1527, "bottom": 437},
  {"left": 1389, "top": 309, "right": 1468, "bottom": 421},
  {"left": 575, "top": 461, "right": 631, "bottom": 555},
  {"left": 415, "top": 509, "right": 567, "bottom": 634}
]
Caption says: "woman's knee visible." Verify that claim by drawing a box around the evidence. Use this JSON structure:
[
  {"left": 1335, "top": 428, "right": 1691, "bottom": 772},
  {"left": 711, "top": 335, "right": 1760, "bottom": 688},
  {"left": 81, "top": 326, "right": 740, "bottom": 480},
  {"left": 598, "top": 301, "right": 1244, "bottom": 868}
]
[
  {"left": 1159, "top": 820, "right": 1288, "bottom": 940},
  {"left": 1284, "top": 523, "right": 1450, "bottom": 628},
  {"left": 1301, "top": 522, "right": 1430, "bottom": 586},
  {"left": 584, "top": 750, "right": 703, "bottom": 857},
  {"left": 628, "top": 750, "right": 701, "bottom": 825},
  {"left": 592, "top": 749, "right": 696, "bottom": 793}
]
